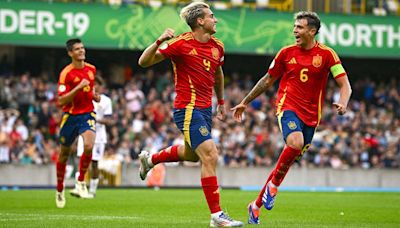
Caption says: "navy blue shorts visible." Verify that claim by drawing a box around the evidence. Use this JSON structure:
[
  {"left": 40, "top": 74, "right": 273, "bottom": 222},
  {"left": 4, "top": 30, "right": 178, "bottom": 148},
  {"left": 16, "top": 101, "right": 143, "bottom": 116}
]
[
  {"left": 277, "top": 110, "right": 315, "bottom": 155},
  {"left": 173, "top": 107, "right": 212, "bottom": 150},
  {"left": 59, "top": 112, "right": 96, "bottom": 146}
]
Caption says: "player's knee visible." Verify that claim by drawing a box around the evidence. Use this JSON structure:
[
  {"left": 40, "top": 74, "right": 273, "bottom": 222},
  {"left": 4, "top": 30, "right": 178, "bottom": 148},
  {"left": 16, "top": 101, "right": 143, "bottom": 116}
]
[
  {"left": 58, "top": 153, "right": 69, "bottom": 163},
  {"left": 200, "top": 148, "right": 218, "bottom": 166},
  {"left": 83, "top": 143, "right": 93, "bottom": 153},
  {"left": 91, "top": 160, "right": 98, "bottom": 169},
  {"left": 286, "top": 136, "right": 304, "bottom": 150}
]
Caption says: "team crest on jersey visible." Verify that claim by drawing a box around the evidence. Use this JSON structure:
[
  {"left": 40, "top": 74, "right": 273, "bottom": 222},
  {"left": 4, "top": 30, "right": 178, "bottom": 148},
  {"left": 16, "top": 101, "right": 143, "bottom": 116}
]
[
  {"left": 88, "top": 71, "right": 94, "bottom": 80},
  {"left": 199, "top": 126, "right": 209, "bottom": 136},
  {"left": 312, "top": 55, "right": 322, "bottom": 68},
  {"left": 211, "top": 48, "right": 219, "bottom": 60},
  {"left": 288, "top": 121, "right": 297, "bottom": 130}
]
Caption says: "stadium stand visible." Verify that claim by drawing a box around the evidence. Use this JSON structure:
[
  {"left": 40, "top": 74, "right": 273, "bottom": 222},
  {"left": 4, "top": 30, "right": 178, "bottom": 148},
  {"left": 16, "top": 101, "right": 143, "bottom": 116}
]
[{"left": 0, "top": 67, "right": 398, "bottom": 169}]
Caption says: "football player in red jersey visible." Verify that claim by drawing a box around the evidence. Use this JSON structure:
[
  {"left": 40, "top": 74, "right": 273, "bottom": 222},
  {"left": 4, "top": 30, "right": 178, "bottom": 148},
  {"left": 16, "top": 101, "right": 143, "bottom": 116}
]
[
  {"left": 55, "top": 38, "right": 101, "bottom": 208},
  {"left": 138, "top": 2, "right": 243, "bottom": 227},
  {"left": 231, "top": 11, "right": 352, "bottom": 224}
]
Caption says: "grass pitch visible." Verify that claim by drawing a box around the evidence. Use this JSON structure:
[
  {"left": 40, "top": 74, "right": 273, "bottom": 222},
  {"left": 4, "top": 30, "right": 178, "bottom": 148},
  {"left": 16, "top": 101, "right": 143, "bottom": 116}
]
[{"left": 1, "top": 188, "right": 399, "bottom": 227}]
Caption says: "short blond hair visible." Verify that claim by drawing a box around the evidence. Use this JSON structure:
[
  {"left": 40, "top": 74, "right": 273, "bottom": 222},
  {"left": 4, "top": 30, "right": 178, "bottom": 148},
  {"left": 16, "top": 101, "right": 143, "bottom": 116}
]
[{"left": 180, "top": 1, "right": 210, "bottom": 29}]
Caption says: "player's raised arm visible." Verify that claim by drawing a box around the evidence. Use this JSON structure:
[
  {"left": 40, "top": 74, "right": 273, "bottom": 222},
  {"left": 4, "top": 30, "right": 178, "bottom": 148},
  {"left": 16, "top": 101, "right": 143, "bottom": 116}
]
[
  {"left": 138, "top": 28, "right": 175, "bottom": 68},
  {"left": 333, "top": 75, "right": 352, "bottom": 115},
  {"left": 231, "top": 72, "right": 277, "bottom": 122}
]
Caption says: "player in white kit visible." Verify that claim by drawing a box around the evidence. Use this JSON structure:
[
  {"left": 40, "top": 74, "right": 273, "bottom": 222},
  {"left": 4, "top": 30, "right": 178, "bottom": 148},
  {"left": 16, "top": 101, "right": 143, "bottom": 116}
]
[{"left": 74, "top": 75, "right": 113, "bottom": 197}]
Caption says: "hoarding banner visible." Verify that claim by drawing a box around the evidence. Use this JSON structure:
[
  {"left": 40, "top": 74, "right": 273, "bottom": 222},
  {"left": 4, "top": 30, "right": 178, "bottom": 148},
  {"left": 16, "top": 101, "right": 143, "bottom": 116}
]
[{"left": 0, "top": 2, "right": 399, "bottom": 58}]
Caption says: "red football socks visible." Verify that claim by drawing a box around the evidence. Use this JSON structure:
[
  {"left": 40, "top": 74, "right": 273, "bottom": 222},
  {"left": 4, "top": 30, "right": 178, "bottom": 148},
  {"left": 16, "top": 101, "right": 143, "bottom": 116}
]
[
  {"left": 78, "top": 152, "right": 92, "bottom": 181},
  {"left": 151, "top": 145, "right": 180, "bottom": 165},
  {"left": 201, "top": 176, "right": 222, "bottom": 214},
  {"left": 56, "top": 161, "right": 67, "bottom": 192},
  {"left": 255, "top": 146, "right": 301, "bottom": 208},
  {"left": 271, "top": 146, "right": 301, "bottom": 186}
]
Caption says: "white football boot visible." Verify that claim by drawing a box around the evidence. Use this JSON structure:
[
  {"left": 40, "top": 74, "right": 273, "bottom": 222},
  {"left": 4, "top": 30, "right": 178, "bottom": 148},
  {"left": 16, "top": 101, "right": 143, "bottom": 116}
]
[{"left": 56, "top": 190, "right": 66, "bottom": 208}]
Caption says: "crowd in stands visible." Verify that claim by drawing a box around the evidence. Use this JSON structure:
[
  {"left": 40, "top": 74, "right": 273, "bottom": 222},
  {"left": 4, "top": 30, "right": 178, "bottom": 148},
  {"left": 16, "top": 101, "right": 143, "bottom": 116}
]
[{"left": 0, "top": 67, "right": 399, "bottom": 170}]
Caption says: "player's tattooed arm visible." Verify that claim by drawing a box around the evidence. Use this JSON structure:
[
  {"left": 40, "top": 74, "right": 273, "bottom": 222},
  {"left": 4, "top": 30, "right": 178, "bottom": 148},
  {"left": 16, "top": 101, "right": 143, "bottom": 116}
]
[
  {"left": 241, "top": 73, "right": 276, "bottom": 105},
  {"left": 231, "top": 73, "right": 277, "bottom": 122}
]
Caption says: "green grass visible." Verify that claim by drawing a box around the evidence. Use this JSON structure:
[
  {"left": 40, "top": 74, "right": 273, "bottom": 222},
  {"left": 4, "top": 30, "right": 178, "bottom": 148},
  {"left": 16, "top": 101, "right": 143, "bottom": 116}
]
[{"left": 1, "top": 188, "right": 400, "bottom": 227}]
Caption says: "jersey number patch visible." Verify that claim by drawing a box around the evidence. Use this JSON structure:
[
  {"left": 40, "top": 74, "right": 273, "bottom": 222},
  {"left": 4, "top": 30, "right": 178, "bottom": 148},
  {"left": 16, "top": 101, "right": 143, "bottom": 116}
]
[
  {"left": 300, "top": 68, "right": 309, "bottom": 82},
  {"left": 87, "top": 119, "right": 95, "bottom": 130},
  {"left": 203, "top": 59, "right": 211, "bottom": 71}
]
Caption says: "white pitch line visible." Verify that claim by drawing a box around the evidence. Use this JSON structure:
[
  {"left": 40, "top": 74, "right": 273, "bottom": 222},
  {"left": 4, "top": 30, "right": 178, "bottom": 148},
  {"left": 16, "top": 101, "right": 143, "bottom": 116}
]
[{"left": 0, "top": 213, "right": 141, "bottom": 221}]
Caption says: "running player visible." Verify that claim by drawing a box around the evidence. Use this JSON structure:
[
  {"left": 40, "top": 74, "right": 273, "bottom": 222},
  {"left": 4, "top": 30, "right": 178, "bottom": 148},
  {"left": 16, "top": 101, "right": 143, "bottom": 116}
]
[
  {"left": 231, "top": 11, "right": 352, "bottom": 224},
  {"left": 138, "top": 2, "right": 243, "bottom": 227}
]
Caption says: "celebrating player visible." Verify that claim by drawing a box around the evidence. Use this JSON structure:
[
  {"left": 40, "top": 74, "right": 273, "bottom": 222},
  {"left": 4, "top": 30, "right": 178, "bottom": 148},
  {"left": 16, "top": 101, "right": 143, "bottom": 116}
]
[
  {"left": 55, "top": 38, "right": 100, "bottom": 208},
  {"left": 138, "top": 2, "right": 243, "bottom": 227},
  {"left": 231, "top": 11, "right": 352, "bottom": 224},
  {"left": 74, "top": 75, "right": 113, "bottom": 197}
]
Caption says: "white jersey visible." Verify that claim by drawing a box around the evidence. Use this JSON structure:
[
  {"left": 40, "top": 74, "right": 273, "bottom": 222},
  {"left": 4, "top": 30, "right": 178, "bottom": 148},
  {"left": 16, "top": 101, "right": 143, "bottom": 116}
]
[{"left": 94, "top": 94, "right": 112, "bottom": 143}]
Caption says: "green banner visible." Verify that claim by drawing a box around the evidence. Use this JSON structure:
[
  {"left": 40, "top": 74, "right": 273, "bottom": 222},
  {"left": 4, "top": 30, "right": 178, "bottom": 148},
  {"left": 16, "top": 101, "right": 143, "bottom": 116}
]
[{"left": 0, "top": 2, "right": 399, "bottom": 58}]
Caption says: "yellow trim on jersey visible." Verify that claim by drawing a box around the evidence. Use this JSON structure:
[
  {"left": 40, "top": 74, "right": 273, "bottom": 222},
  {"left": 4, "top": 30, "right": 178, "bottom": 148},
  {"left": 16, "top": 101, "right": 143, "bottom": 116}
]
[
  {"left": 318, "top": 43, "right": 340, "bottom": 62},
  {"left": 184, "top": 34, "right": 194, "bottom": 41},
  {"left": 172, "top": 61, "right": 178, "bottom": 86},
  {"left": 330, "top": 64, "right": 346, "bottom": 78},
  {"left": 211, "top": 36, "right": 224, "bottom": 50},
  {"left": 277, "top": 111, "right": 284, "bottom": 133},
  {"left": 183, "top": 76, "right": 196, "bottom": 147},
  {"left": 276, "top": 87, "right": 288, "bottom": 114},
  {"left": 59, "top": 64, "right": 73, "bottom": 84},
  {"left": 84, "top": 62, "right": 95, "bottom": 69},
  {"left": 69, "top": 103, "right": 75, "bottom": 113},
  {"left": 275, "top": 44, "right": 296, "bottom": 59},
  {"left": 168, "top": 33, "right": 192, "bottom": 46},
  {"left": 60, "top": 113, "right": 70, "bottom": 129},
  {"left": 317, "top": 90, "right": 323, "bottom": 126}
]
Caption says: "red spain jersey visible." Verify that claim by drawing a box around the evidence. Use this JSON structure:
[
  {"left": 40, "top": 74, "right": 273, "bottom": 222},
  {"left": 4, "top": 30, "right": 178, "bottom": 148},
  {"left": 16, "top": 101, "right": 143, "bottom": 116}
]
[
  {"left": 57, "top": 62, "right": 96, "bottom": 114},
  {"left": 158, "top": 32, "right": 224, "bottom": 109},
  {"left": 268, "top": 42, "right": 347, "bottom": 127}
]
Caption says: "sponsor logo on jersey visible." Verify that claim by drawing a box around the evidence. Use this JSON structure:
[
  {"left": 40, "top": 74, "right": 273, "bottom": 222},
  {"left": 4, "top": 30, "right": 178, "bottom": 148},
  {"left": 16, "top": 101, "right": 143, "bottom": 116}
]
[
  {"left": 73, "top": 77, "right": 80, "bottom": 83},
  {"left": 199, "top": 126, "right": 209, "bottom": 136},
  {"left": 312, "top": 55, "right": 322, "bottom": 68},
  {"left": 288, "top": 57, "right": 297, "bottom": 64},
  {"left": 189, "top": 48, "right": 198, "bottom": 56}
]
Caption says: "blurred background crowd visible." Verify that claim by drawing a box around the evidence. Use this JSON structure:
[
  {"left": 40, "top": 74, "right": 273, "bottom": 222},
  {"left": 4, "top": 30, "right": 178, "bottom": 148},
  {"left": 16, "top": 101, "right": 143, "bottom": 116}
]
[{"left": 0, "top": 65, "right": 399, "bottom": 169}]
